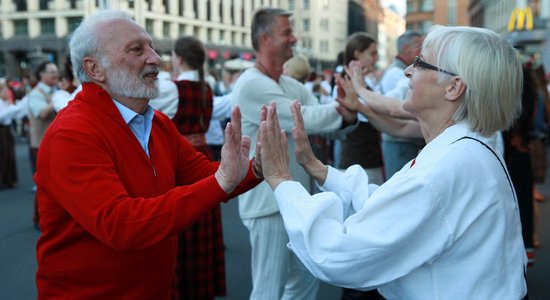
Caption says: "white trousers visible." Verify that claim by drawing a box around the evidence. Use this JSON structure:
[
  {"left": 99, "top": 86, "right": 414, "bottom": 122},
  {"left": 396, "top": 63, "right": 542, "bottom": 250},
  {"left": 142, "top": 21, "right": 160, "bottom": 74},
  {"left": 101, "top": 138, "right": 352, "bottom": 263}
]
[{"left": 243, "top": 212, "right": 319, "bottom": 300}]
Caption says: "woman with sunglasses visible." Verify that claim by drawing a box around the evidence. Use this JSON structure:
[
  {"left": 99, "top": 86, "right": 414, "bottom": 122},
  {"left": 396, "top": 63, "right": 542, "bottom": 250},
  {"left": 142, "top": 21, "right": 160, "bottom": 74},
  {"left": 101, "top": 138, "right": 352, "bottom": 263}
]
[{"left": 256, "top": 25, "right": 527, "bottom": 299}]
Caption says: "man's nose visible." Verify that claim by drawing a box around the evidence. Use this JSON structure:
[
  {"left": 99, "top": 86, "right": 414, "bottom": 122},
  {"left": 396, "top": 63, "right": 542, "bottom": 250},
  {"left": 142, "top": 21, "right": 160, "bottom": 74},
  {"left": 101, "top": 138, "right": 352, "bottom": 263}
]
[
  {"left": 404, "top": 65, "right": 414, "bottom": 78},
  {"left": 147, "top": 49, "right": 161, "bottom": 66},
  {"left": 290, "top": 34, "right": 297, "bottom": 44}
]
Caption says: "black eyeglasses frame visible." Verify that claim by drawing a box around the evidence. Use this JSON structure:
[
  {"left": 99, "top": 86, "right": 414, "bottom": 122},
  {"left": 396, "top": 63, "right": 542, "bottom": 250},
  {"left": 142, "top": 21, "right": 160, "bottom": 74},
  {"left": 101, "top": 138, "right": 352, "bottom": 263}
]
[{"left": 413, "top": 56, "right": 457, "bottom": 76}]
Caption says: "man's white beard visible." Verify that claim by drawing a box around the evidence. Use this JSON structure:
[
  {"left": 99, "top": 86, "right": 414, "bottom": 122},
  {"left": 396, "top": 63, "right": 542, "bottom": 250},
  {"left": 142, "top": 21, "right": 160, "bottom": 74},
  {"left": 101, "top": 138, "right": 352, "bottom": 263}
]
[{"left": 106, "top": 65, "right": 160, "bottom": 99}]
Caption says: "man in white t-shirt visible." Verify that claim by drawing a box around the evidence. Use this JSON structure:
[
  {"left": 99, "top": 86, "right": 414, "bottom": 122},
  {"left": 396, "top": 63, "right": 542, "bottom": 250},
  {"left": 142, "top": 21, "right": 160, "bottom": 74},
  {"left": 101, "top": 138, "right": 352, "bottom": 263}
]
[{"left": 232, "top": 7, "right": 356, "bottom": 300}]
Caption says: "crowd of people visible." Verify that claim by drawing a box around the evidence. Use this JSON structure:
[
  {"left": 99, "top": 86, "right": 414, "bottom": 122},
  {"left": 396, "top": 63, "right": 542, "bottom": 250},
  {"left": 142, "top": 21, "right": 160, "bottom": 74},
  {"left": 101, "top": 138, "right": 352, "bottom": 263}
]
[{"left": 0, "top": 6, "right": 549, "bottom": 300}]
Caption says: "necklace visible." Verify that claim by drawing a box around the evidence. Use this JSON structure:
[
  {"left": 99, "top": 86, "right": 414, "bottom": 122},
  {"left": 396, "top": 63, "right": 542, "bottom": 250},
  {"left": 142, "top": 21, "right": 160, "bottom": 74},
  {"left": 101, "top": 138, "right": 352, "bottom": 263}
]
[
  {"left": 255, "top": 60, "right": 280, "bottom": 82},
  {"left": 255, "top": 60, "right": 269, "bottom": 76}
]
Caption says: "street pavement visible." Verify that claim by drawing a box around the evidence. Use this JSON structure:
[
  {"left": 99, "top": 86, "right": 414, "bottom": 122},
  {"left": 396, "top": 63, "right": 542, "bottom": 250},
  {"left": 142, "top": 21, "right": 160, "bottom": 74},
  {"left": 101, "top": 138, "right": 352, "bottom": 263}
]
[{"left": 1, "top": 140, "right": 549, "bottom": 299}]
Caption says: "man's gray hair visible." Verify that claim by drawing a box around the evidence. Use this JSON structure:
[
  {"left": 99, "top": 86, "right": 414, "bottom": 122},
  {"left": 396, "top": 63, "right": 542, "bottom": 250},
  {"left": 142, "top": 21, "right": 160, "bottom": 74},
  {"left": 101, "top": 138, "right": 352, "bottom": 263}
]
[
  {"left": 251, "top": 7, "right": 292, "bottom": 51},
  {"left": 70, "top": 10, "right": 133, "bottom": 83},
  {"left": 396, "top": 31, "right": 423, "bottom": 53}
]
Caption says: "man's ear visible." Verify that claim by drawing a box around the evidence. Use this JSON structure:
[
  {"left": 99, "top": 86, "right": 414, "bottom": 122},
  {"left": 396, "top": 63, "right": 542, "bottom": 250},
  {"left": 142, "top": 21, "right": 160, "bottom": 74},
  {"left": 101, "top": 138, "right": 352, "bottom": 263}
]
[
  {"left": 445, "top": 77, "right": 466, "bottom": 102},
  {"left": 259, "top": 32, "right": 270, "bottom": 48},
  {"left": 83, "top": 56, "right": 106, "bottom": 83}
]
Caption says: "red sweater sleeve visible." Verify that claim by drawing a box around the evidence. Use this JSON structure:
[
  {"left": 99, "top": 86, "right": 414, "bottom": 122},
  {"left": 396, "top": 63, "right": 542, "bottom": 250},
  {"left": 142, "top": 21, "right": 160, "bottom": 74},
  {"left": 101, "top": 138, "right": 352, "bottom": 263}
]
[{"left": 37, "top": 122, "right": 260, "bottom": 251}]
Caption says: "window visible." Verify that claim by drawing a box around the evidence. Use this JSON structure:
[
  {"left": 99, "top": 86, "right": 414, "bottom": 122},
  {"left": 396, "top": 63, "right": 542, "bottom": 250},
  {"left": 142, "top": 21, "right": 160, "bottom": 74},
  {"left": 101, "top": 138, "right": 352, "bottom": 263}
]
[
  {"left": 129, "top": 0, "right": 135, "bottom": 9},
  {"left": 194, "top": 0, "right": 199, "bottom": 17},
  {"left": 421, "top": 20, "right": 433, "bottom": 33},
  {"left": 14, "top": 20, "right": 28, "bottom": 36},
  {"left": 68, "top": 17, "right": 82, "bottom": 33},
  {"left": 320, "top": 40, "right": 329, "bottom": 53},
  {"left": 14, "top": 0, "right": 27, "bottom": 11},
  {"left": 207, "top": 0, "right": 211, "bottom": 21},
  {"left": 288, "top": 0, "right": 295, "bottom": 10},
  {"left": 163, "top": 22, "right": 170, "bottom": 38},
  {"left": 406, "top": 0, "right": 414, "bottom": 13},
  {"left": 421, "top": 0, "right": 433, "bottom": 11},
  {"left": 0, "top": 54, "right": 5, "bottom": 77},
  {"left": 303, "top": 0, "right": 310, "bottom": 10},
  {"left": 146, "top": 0, "right": 152, "bottom": 11},
  {"left": 303, "top": 19, "right": 310, "bottom": 32},
  {"left": 447, "top": 0, "right": 456, "bottom": 25},
  {"left": 207, "top": 28, "right": 213, "bottom": 42},
  {"left": 39, "top": 0, "right": 49, "bottom": 10},
  {"left": 302, "top": 37, "right": 312, "bottom": 49},
  {"left": 145, "top": 19, "right": 154, "bottom": 35},
  {"left": 163, "top": 0, "right": 169, "bottom": 13},
  {"left": 320, "top": 19, "right": 329, "bottom": 31},
  {"left": 179, "top": 24, "right": 186, "bottom": 36},
  {"left": 40, "top": 18, "right": 55, "bottom": 34},
  {"left": 241, "top": 8, "right": 245, "bottom": 26}
]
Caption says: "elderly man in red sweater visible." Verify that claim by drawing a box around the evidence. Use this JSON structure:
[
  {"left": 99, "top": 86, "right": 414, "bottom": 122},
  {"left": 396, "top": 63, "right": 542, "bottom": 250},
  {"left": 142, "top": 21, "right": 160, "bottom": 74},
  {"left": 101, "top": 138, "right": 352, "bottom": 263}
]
[{"left": 34, "top": 10, "right": 262, "bottom": 299}]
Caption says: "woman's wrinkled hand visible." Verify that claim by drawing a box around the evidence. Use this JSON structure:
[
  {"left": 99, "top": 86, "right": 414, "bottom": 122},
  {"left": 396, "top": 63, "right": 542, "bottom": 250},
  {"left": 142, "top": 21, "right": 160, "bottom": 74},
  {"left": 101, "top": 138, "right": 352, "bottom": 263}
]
[{"left": 258, "top": 102, "right": 293, "bottom": 190}]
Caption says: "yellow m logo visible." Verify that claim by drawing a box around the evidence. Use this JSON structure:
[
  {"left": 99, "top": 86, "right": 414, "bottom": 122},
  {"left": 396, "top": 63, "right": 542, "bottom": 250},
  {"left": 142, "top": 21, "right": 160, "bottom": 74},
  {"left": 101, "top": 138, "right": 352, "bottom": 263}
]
[{"left": 508, "top": 7, "right": 534, "bottom": 32}]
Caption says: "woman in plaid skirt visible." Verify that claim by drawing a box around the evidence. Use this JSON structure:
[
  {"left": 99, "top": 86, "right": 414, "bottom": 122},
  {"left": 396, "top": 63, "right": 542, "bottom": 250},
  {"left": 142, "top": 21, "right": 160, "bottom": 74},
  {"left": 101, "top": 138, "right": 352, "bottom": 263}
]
[{"left": 170, "top": 36, "right": 226, "bottom": 300}]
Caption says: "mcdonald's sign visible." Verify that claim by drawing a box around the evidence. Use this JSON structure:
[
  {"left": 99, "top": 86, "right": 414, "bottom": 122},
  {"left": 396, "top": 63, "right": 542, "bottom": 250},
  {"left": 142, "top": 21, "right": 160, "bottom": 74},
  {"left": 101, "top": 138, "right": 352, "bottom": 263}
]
[{"left": 508, "top": 7, "right": 534, "bottom": 32}]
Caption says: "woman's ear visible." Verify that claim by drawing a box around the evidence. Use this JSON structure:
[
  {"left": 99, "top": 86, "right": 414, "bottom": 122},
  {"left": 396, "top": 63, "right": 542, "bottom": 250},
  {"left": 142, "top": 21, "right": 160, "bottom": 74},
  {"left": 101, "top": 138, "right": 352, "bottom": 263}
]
[
  {"left": 353, "top": 50, "right": 360, "bottom": 60},
  {"left": 445, "top": 77, "right": 467, "bottom": 102},
  {"left": 83, "top": 56, "right": 106, "bottom": 83}
]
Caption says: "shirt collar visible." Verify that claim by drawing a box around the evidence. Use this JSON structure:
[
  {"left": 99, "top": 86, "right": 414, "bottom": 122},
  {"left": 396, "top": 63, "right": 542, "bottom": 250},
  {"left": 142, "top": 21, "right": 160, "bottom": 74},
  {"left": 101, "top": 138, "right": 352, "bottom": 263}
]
[
  {"left": 176, "top": 70, "right": 200, "bottom": 81},
  {"left": 112, "top": 100, "right": 154, "bottom": 124},
  {"left": 37, "top": 81, "right": 54, "bottom": 93},
  {"left": 420, "top": 122, "right": 498, "bottom": 155}
]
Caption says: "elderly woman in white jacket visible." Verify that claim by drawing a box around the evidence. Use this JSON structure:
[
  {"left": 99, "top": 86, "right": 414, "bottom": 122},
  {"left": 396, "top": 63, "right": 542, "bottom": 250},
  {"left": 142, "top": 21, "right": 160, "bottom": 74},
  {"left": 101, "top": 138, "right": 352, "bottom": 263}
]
[{"left": 256, "top": 25, "right": 527, "bottom": 299}]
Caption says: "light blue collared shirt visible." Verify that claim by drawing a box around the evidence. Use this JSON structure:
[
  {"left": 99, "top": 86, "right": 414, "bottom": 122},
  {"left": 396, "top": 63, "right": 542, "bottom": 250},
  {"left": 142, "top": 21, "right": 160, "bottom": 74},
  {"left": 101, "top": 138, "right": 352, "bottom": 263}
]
[{"left": 113, "top": 100, "right": 154, "bottom": 157}]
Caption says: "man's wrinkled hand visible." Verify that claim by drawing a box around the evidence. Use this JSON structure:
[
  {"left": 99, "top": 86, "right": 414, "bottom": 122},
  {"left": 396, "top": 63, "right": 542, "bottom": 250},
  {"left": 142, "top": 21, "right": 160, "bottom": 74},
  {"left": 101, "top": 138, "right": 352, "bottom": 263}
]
[{"left": 216, "top": 106, "right": 251, "bottom": 193}]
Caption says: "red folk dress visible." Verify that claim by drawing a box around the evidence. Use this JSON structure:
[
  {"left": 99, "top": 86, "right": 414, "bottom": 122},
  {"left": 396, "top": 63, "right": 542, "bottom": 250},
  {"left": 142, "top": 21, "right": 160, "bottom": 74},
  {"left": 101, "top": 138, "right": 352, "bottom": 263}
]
[{"left": 171, "top": 79, "right": 226, "bottom": 299}]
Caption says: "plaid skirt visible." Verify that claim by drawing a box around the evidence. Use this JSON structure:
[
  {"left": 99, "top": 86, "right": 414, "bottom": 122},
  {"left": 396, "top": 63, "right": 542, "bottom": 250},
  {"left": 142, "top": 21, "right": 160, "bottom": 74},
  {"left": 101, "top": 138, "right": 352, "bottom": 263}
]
[
  {"left": 0, "top": 125, "right": 17, "bottom": 187},
  {"left": 173, "top": 141, "right": 226, "bottom": 300}
]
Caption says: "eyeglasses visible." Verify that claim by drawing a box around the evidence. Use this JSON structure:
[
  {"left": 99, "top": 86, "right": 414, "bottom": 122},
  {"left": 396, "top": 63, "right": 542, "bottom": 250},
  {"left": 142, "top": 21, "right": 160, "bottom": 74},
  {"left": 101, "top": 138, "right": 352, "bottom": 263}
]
[{"left": 413, "top": 56, "right": 457, "bottom": 76}]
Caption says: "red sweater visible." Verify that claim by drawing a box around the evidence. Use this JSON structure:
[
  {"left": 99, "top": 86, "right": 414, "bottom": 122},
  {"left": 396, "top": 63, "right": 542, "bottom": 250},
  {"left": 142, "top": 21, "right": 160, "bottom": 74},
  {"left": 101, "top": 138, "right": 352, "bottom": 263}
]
[{"left": 35, "top": 83, "right": 261, "bottom": 299}]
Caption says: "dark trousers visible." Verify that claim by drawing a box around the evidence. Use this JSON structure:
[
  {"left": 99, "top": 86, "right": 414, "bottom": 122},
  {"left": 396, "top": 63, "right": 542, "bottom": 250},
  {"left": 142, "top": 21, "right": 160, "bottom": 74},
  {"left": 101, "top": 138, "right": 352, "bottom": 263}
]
[
  {"left": 29, "top": 147, "right": 39, "bottom": 225},
  {"left": 506, "top": 148, "right": 534, "bottom": 248},
  {"left": 342, "top": 288, "right": 384, "bottom": 300}
]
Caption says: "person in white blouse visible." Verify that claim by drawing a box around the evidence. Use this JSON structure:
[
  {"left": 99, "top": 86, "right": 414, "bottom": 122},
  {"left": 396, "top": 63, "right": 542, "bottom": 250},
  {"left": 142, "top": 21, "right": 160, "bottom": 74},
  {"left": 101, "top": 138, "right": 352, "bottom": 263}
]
[
  {"left": 0, "top": 80, "right": 25, "bottom": 188},
  {"left": 147, "top": 70, "right": 178, "bottom": 118},
  {"left": 256, "top": 25, "right": 527, "bottom": 299}
]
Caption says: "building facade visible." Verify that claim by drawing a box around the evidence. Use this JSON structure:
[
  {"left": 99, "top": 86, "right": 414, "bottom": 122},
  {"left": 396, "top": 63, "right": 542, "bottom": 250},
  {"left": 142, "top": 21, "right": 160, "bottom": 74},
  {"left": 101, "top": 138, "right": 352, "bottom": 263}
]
[
  {"left": 405, "top": 0, "right": 470, "bottom": 32},
  {"left": 0, "top": 0, "right": 401, "bottom": 79},
  {"left": 480, "top": 0, "right": 550, "bottom": 72},
  {"left": 0, "top": 0, "right": 280, "bottom": 78},
  {"left": 281, "top": 0, "right": 348, "bottom": 71},
  {"left": 378, "top": 6, "right": 406, "bottom": 68}
]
